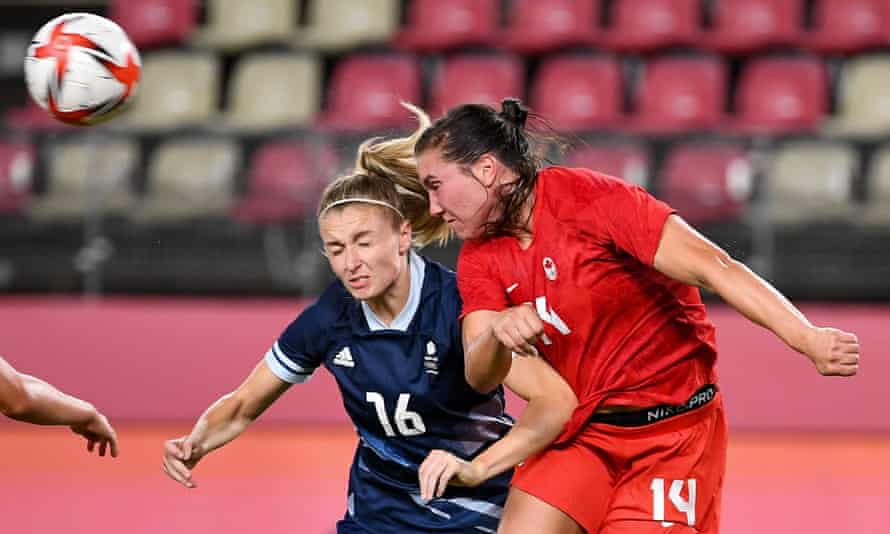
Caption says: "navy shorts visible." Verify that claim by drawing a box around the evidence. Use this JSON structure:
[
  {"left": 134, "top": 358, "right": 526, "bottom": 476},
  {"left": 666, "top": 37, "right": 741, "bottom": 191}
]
[{"left": 336, "top": 446, "right": 511, "bottom": 533}]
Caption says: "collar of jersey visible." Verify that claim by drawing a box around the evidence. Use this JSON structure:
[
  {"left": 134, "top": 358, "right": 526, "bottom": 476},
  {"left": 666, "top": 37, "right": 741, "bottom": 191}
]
[{"left": 358, "top": 249, "right": 425, "bottom": 333}]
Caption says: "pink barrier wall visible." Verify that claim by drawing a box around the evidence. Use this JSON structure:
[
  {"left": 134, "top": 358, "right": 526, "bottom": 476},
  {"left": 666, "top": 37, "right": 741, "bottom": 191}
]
[{"left": 1, "top": 297, "right": 886, "bottom": 431}]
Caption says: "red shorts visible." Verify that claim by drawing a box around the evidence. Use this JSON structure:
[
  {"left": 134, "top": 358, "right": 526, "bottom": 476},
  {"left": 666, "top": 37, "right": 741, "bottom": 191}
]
[{"left": 512, "top": 393, "right": 727, "bottom": 533}]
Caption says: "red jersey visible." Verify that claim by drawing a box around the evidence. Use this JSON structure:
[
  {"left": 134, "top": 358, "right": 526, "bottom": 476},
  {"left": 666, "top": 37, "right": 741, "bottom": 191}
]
[{"left": 458, "top": 166, "right": 718, "bottom": 443}]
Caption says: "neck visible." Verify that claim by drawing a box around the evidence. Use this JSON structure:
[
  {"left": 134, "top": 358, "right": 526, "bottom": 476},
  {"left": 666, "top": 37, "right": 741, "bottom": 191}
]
[
  {"left": 515, "top": 190, "right": 536, "bottom": 249},
  {"left": 365, "top": 254, "right": 412, "bottom": 326}
]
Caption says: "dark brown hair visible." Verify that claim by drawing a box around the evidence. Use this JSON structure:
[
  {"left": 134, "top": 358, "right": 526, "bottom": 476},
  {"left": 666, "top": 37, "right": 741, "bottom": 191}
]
[{"left": 414, "top": 98, "right": 560, "bottom": 239}]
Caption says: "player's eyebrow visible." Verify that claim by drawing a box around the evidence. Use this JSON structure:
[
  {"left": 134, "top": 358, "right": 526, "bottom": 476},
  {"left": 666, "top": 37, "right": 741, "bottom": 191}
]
[{"left": 323, "top": 230, "right": 374, "bottom": 248}]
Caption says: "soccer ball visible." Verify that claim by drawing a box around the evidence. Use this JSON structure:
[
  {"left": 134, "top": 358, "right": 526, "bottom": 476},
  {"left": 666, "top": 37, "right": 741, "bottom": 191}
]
[{"left": 24, "top": 13, "right": 141, "bottom": 126}]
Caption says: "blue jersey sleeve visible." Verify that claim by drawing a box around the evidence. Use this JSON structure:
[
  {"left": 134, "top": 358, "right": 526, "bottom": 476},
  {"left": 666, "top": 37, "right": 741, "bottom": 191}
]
[{"left": 264, "top": 290, "right": 340, "bottom": 384}]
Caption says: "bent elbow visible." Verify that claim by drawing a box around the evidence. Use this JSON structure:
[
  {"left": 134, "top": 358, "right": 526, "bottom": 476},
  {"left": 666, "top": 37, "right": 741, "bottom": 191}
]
[{"left": 465, "top": 370, "right": 501, "bottom": 396}]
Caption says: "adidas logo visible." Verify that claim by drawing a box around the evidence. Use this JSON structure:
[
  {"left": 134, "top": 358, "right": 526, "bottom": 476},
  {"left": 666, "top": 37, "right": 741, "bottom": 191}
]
[{"left": 332, "top": 347, "right": 355, "bottom": 368}]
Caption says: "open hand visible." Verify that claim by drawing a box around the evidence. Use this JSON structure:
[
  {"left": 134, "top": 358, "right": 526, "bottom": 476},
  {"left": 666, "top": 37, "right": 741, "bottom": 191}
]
[
  {"left": 162, "top": 436, "right": 203, "bottom": 488},
  {"left": 70, "top": 410, "right": 118, "bottom": 458},
  {"left": 418, "top": 449, "right": 486, "bottom": 501}
]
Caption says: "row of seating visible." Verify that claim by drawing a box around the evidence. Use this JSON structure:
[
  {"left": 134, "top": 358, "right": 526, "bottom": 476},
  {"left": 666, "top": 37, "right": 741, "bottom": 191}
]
[
  {"left": 112, "top": 0, "right": 890, "bottom": 55},
  {"left": 7, "top": 51, "right": 890, "bottom": 135},
  {"left": 2, "top": 136, "right": 889, "bottom": 226}
]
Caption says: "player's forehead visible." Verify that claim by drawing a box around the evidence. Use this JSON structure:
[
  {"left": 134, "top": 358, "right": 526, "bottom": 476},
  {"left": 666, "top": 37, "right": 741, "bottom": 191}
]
[{"left": 319, "top": 203, "right": 392, "bottom": 241}]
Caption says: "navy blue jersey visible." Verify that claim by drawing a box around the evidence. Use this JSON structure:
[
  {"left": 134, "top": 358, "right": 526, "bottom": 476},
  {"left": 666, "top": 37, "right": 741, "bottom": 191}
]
[{"left": 265, "top": 252, "right": 513, "bottom": 533}]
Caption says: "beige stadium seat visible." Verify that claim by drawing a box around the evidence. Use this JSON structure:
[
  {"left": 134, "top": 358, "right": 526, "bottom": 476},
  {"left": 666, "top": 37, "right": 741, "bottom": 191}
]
[
  {"left": 295, "top": 0, "right": 397, "bottom": 51},
  {"left": 130, "top": 138, "right": 240, "bottom": 223},
  {"left": 29, "top": 138, "right": 138, "bottom": 221},
  {"left": 222, "top": 53, "right": 321, "bottom": 130},
  {"left": 824, "top": 57, "right": 890, "bottom": 138},
  {"left": 122, "top": 52, "right": 219, "bottom": 130},
  {"left": 860, "top": 145, "right": 890, "bottom": 226},
  {"left": 192, "top": 0, "right": 297, "bottom": 50},
  {"left": 766, "top": 141, "right": 858, "bottom": 225}
]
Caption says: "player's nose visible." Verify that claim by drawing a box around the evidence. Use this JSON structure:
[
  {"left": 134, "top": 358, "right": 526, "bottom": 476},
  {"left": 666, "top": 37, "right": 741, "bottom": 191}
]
[{"left": 428, "top": 192, "right": 444, "bottom": 217}]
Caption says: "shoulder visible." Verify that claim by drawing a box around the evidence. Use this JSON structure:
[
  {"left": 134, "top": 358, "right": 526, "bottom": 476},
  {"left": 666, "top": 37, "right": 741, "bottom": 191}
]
[
  {"left": 419, "top": 255, "right": 461, "bottom": 307},
  {"left": 540, "top": 165, "right": 632, "bottom": 200},
  {"left": 297, "top": 280, "right": 353, "bottom": 327}
]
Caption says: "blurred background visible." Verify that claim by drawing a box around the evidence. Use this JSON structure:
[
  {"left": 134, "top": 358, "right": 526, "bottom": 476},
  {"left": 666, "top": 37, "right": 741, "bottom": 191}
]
[{"left": 0, "top": 0, "right": 888, "bottom": 533}]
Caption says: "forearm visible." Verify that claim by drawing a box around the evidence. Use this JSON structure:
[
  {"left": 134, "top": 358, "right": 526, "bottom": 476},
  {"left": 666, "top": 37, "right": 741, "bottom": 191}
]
[
  {"left": 464, "top": 329, "right": 513, "bottom": 394},
  {"left": 4, "top": 374, "right": 96, "bottom": 426},
  {"left": 470, "top": 397, "right": 571, "bottom": 482},
  {"left": 704, "top": 256, "right": 812, "bottom": 353},
  {"left": 186, "top": 392, "right": 258, "bottom": 457}
]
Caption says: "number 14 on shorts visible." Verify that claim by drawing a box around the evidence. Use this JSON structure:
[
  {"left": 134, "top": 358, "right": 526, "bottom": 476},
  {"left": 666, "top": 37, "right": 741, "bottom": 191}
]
[{"left": 650, "top": 478, "right": 696, "bottom": 527}]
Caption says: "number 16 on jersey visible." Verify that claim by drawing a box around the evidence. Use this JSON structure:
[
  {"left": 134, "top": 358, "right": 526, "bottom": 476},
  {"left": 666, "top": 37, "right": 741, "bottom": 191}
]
[{"left": 366, "top": 392, "right": 427, "bottom": 437}]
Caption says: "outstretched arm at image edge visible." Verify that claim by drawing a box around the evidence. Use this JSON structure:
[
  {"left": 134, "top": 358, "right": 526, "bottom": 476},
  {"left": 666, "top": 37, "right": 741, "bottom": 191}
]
[
  {"left": 419, "top": 356, "right": 577, "bottom": 500},
  {"left": 163, "top": 360, "right": 291, "bottom": 487},
  {"left": 0, "top": 356, "right": 118, "bottom": 457},
  {"left": 653, "top": 215, "right": 860, "bottom": 376}
]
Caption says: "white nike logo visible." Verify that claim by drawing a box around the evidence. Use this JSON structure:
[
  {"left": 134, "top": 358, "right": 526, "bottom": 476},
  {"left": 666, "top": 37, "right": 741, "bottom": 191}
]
[{"left": 506, "top": 283, "right": 519, "bottom": 294}]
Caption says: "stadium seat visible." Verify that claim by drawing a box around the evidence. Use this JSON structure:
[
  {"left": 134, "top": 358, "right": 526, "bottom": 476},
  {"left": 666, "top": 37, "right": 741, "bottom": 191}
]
[
  {"left": 29, "top": 138, "right": 138, "bottom": 221},
  {"left": 3, "top": 101, "right": 75, "bottom": 131},
  {"left": 824, "top": 57, "right": 890, "bottom": 137},
  {"left": 131, "top": 138, "right": 241, "bottom": 223},
  {"left": 628, "top": 56, "right": 726, "bottom": 133},
  {"left": 530, "top": 55, "right": 623, "bottom": 131},
  {"left": 0, "top": 141, "right": 34, "bottom": 214},
  {"left": 703, "top": 0, "right": 803, "bottom": 54},
  {"left": 192, "top": 0, "right": 297, "bottom": 50},
  {"left": 660, "top": 144, "right": 752, "bottom": 224},
  {"left": 295, "top": 0, "right": 397, "bottom": 51},
  {"left": 121, "top": 52, "right": 219, "bottom": 129},
  {"left": 501, "top": 0, "right": 602, "bottom": 53},
  {"left": 766, "top": 141, "right": 858, "bottom": 224},
  {"left": 316, "top": 54, "right": 421, "bottom": 132},
  {"left": 860, "top": 145, "right": 890, "bottom": 225},
  {"left": 805, "top": 0, "right": 889, "bottom": 54},
  {"left": 429, "top": 55, "right": 525, "bottom": 115},
  {"left": 222, "top": 53, "right": 320, "bottom": 130},
  {"left": 604, "top": 0, "right": 701, "bottom": 52},
  {"left": 233, "top": 140, "right": 339, "bottom": 224},
  {"left": 728, "top": 56, "right": 828, "bottom": 134},
  {"left": 109, "top": 0, "right": 197, "bottom": 49},
  {"left": 394, "top": 0, "right": 499, "bottom": 52},
  {"left": 563, "top": 143, "right": 649, "bottom": 188}
]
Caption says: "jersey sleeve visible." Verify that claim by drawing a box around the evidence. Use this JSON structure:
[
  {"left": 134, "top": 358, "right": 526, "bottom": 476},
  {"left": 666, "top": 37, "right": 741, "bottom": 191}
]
[
  {"left": 572, "top": 168, "right": 676, "bottom": 267},
  {"left": 264, "top": 301, "right": 328, "bottom": 384},
  {"left": 456, "top": 240, "right": 507, "bottom": 318}
]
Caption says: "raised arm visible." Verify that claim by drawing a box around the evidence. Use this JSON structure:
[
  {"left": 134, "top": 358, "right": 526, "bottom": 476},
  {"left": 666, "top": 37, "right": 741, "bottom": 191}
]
[
  {"left": 418, "top": 355, "right": 576, "bottom": 500},
  {"left": 162, "top": 360, "right": 291, "bottom": 488},
  {"left": 0, "top": 356, "right": 118, "bottom": 457},
  {"left": 653, "top": 215, "right": 860, "bottom": 376}
]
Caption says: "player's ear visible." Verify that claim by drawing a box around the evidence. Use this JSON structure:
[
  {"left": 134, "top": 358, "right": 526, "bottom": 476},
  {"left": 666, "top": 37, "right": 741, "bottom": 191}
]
[
  {"left": 398, "top": 220, "right": 412, "bottom": 255},
  {"left": 472, "top": 154, "right": 498, "bottom": 187}
]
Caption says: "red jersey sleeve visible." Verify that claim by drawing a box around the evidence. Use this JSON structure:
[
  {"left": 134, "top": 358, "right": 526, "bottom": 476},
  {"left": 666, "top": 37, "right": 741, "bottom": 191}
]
[
  {"left": 569, "top": 168, "right": 676, "bottom": 267},
  {"left": 456, "top": 239, "right": 508, "bottom": 318}
]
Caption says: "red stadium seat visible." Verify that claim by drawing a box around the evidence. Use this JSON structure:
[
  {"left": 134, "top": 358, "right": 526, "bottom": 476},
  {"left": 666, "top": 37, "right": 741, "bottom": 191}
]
[
  {"left": 729, "top": 57, "right": 827, "bottom": 134},
  {"left": 805, "top": 0, "right": 890, "bottom": 54},
  {"left": 316, "top": 54, "right": 421, "bottom": 131},
  {"left": 3, "top": 101, "right": 74, "bottom": 130},
  {"left": 628, "top": 56, "right": 726, "bottom": 133},
  {"left": 394, "top": 0, "right": 499, "bottom": 52},
  {"left": 0, "top": 141, "right": 34, "bottom": 214},
  {"left": 501, "top": 0, "right": 602, "bottom": 53},
  {"left": 430, "top": 55, "right": 524, "bottom": 115},
  {"left": 109, "top": 0, "right": 197, "bottom": 49},
  {"left": 233, "top": 141, "right": 338, "bottom": 224},
  {"left": 604, "top": 0, "right": 701, "bottom": 52},
  {"left": 530, "top": 55, "right": 622, "bottom": 131},
  {"left": 564, "top": 143, "right": 649, "bottom": 188},
  {"left": 703, "top": 0, "right": 803, "bottom": 54},
  {"left": 660, "top": 144, "right": 752, "bottom": 224}
]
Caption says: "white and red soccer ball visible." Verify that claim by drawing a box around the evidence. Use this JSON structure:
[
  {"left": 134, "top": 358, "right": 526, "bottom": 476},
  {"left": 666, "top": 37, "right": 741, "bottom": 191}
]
[{"left": 24, "top": 13, "right": 141, "bottom": 126}]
